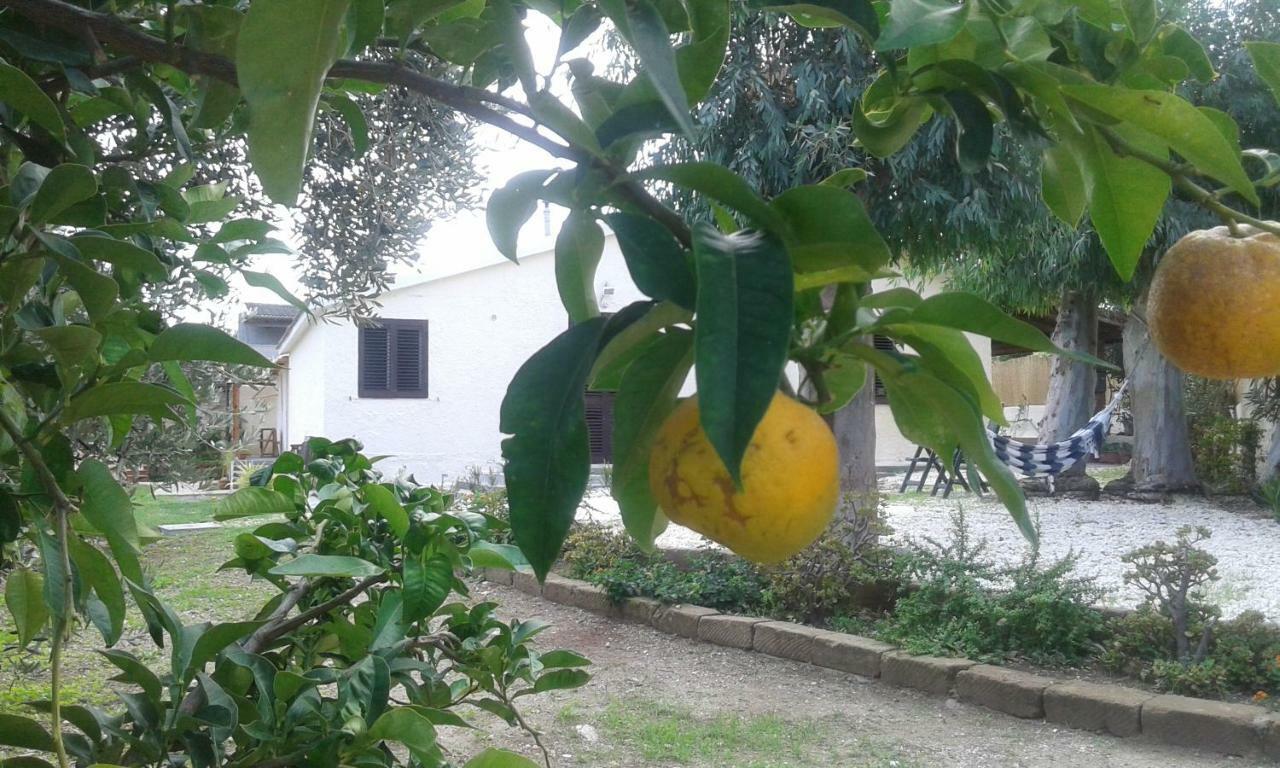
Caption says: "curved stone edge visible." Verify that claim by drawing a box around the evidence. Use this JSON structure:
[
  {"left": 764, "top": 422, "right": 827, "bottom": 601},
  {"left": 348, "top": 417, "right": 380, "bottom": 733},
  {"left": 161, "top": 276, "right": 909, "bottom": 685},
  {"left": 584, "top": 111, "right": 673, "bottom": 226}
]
[{"left": 480, "top": 569, "right": 1280, "bottom": 761}]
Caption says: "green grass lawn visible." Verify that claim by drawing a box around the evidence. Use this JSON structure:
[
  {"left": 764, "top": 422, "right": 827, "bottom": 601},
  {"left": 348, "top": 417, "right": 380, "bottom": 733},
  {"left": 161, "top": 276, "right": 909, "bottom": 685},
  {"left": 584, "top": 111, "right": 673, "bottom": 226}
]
[{"left": 130, "top": 488, "right": 219, "bottom": 529}]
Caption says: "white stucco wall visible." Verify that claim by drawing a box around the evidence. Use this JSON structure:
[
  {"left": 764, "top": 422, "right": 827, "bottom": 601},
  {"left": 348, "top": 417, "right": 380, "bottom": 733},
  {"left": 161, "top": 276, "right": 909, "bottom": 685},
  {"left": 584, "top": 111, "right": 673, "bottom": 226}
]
[
  {"left": 284, "top": 235, "right": 653, "bottom": 484},
  {"left": 281, "top": 244, "right": 997, "bottom": 478}
]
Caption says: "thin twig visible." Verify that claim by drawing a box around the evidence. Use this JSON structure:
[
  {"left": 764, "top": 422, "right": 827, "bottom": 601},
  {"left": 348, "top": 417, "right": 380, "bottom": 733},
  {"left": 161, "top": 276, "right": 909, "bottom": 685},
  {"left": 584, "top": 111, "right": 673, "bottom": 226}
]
[{"left": 0, "top": 408, "right": 75, "bottom": 768}]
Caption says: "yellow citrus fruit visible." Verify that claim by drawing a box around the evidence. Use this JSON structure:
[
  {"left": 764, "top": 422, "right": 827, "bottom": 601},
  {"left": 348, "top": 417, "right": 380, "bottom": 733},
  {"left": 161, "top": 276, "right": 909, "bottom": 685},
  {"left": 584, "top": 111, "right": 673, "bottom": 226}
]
[
  {"left": 648, "top": 392, "right": 839, "bottom": 564},
  {"left": 1148, "top": 225, "right": 1280, "bottom": 380}
]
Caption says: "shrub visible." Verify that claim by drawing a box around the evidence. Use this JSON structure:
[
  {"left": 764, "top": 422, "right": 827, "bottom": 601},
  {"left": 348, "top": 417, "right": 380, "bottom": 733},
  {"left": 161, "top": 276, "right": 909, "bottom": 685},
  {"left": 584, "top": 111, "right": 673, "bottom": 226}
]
[
  {"left": 761, "top": 510, "right": 896, "bottom": 625},
  {"left": 1251, "top": 475, "right": 1280, "bottom": 522},
  {"left": 1121, "top": 526, "right": 1220, "bottom": 663},
  {"left": 877, "top": 509, "right": 1106, "bottom": 665}
]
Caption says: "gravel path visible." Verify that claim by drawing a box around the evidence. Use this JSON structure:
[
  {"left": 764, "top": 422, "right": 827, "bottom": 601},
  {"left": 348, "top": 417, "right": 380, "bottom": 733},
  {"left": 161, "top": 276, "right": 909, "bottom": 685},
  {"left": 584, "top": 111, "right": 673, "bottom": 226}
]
[
  {"left": 878, "top": 472, "right": 1280, "bottom": 620},
  {"left": 443, "top": 582, "right": 1269, "bottom": 767},
  {"left": 578, "top": 473, "right": 1280, "bottom": 621}
]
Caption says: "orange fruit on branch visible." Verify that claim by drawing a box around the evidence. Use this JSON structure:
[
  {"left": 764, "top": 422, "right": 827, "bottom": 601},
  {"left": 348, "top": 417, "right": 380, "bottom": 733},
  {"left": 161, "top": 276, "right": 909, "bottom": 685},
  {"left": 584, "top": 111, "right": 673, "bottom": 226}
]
[
  {"left": 1148, "top": 225, "right": 1280, "bottom": 380},
  {"left": 648, "top": 392, "right": 839, "bottom": 564}
]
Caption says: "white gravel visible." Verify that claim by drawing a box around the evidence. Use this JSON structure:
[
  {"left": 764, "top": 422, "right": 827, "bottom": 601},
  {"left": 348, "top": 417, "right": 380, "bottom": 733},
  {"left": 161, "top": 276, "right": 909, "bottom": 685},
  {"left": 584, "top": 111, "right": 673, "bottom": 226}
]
[
  {"left": 880, "top": 471, "right": 1280, "bottom": 620},
  {"left": 577, "top": 473, "right": 1280, "bottom": 621}
]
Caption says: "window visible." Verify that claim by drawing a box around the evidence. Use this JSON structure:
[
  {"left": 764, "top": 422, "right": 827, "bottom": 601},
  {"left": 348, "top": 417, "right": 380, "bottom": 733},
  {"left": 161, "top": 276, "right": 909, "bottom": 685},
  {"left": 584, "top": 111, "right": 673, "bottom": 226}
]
[
  {"left": 584, "top": 390, "right": 615, "bottom": 464},
  {"left": 873, "top": 334, "right": 897, "bottom": 404},
  {"left": 358, "top": 319, "right": 428, "bottom": 398}
]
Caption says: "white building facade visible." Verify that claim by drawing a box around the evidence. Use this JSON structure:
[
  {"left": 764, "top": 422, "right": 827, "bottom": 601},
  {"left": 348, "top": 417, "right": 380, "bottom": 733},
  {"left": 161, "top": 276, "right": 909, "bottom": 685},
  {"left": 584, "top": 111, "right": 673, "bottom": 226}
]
[{"left": 276, "top": 233, "right": 993, "bottom": 485}]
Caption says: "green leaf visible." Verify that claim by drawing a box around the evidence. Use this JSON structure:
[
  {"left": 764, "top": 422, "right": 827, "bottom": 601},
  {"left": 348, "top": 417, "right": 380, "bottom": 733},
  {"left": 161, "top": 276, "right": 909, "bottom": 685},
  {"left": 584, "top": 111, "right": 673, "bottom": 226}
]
[
  {"left": 889, "top": 324, "right": 1004, "bottom": 422},
  {"left": 48, "top": 250, "right": 118, "bottom": 321},
  {"left": 756, "top": 1, "right": 879, "bottom": 41},
  {"left": 604, "top": 212, "right": 696, "bottom": 310},
  {"left": 32, "top": 325, "right": 100, "bottom": 373},
  {"left": 1040, "top": 143, "right": 1087, "bottom": 227},
  {"left": 187, "top": 5, "right": 244, "bottom": 129},
  {"left": 875, "top": 0, "right": 968, "bottom": 51},
  {"left": 214, "top": 487, "right": 297, "bottom": 520},
  {"left": 68, "top": 537, "right": 124, "bottom": 646},
  {"left": 150, "top": 323, "right": 274, "bottom": 367},
  {"left": 944, "top": 90, "right": 993, "bottom": 172},
  {"left": 213, "top": 218, "right": 275, "bottom": 243},
  {"left": 530, "top": 668, "right": 590, "bottom": 694},
  {"left": 237, "top": 0, "right": 351, "bottom": 204},
  {"left": 362, "top": 484, "right": 409, "bottom": 538},
  {"left": 555, "top": 212, "right": 605, "bottom": 323},
  {"left": 819, "top": 167, "right": 869, "bottom": 188},
  {"left": 269, "top": 554, "right": 384, "bottom": 578},
  {"left": 1074, "top": 125, "right": 1169, "bottom": 280},
  {"left": 500, "top": 318, "right": 607, "bottom": 580},
  {"left": 639, "top": 163, "right": 786, "bottom": 234},
  {"left": 325, "top": 93, "right": 370, "bottom": 156},
  {"left": 100, "top": 648, "right": 163, "bottom": 703},
  {"left": 467, "top": 541, "right": 529, "bottom": 570},
  {"left": 76, "top": 459, "right": 141, "bottom": 568},
  {"left": 29, "top": 164, "right": 95, "bottom": 224},
  {"left": 1160, "top": 25, "right": 1214, "bottom": 83},
  {"left": 1062, "top": 86, "right": 1257, "bottom": 206},
  {"left": 71, "top": 235, "right": 168, "bottom": 281},
  {"left": 692, "top": 227, "right": 793, "bottom": 485},
  {"left": 5, "top": 568, "right": 48, "bottom": 646},
  {"left": 1121, "top": 0, "right": 1155, "bottom": 42},
  {"left": 0, "top": 61, "right": 65, "bottom": 141},
  {"left": 851, "top": 94, "right": 932, "bottom": 158},
  {"left": 347, "top": 0, "right": 386, "bottom": 53},
  {"left": 241, "top": 270, "right": 309, "bottom": 315},
  {"left": 63, "top": 382, "right": 189, "bottom": 424},
  {"left": 0, "top": 713, "right": 54, "bottom": 752},
  {"left": 771, "top": 184, "right": 889, "bottom": 289},
  {"left": 464, "top": 748, "right": 541, "bottom": 768},
  {"left": 403, "top": 552, "right": 452, "bottom": 625},
  {"left": 624, "top": 0, "right": 695, "bottom": 138},
  {"left": 538, "top": 649, "right": 592, "bottom": 668},
  {"left": 369, "top": 707, "right": 438, "bottom": 757},
  {"left": 486, "top": 169, "right": 554, "bottom": 261},
  {"left": 1247, "top": 41, "right": 1280, "bottom": 108},
  {"left": 611, "top": 329, "right": 692, "bottom": 548}
]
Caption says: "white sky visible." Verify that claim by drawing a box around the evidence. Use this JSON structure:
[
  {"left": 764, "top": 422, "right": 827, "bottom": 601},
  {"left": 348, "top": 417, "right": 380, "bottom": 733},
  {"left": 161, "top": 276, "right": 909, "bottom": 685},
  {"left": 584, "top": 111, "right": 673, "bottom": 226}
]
[{"left": 234, "top": 12, "right": 592, "bottom": 315}]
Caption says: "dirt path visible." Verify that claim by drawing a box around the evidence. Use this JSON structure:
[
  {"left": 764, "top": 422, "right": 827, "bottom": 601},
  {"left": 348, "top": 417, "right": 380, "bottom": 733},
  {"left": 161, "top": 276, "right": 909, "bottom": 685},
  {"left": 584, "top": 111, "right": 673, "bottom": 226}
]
[{"left": 451, "top": 582, "right": 1261, "bottom": 768}]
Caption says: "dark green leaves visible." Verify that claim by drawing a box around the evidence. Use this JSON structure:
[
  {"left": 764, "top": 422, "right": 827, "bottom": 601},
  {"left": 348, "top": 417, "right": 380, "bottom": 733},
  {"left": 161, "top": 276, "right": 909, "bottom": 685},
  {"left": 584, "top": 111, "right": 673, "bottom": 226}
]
[
  {"left": 1247, "top": 42, "right": 1280, "bottom": 108},
  {"left": 29, "top": 165, "right": 96, "bottom": 224},
  {"left": 63, "top": 382, "right": 190, "bottom": 424},
  {"left": 943, "top": 91, "right": 994, "bottom": 172},
  {"left": 605, "top": 212, "right": 695, "bottom": 310},
  {"left": 875, "top": 0, "right": 968, "bottom": 51},
  {"left": 4, "top": 567, "right": 48, "bottom": 646},
  {"left": 610, "top": 329, "right": 693, "bottom": 548},
  {"left": 0, "top": 61, "right": 65, "bottom": 141},
  {"left": 237, "top": 0, "right": 350, "bottom": 204},
  {"left": 1040, "top": 143, "right": 1087, "bottom": 227},
  {"left": 500, "top": 317, "right": 606, "bottom": 580},
  {"left": 624, "top": 0, "right": 695, "bottom": 137},
  {"left": 363, "top": 484, "right": 409, "bottom": 539},
  {"left": 1074, "top": 126, "right": 1169, "bottom": 280},
  {"left": 464, "top": 749, "right": 541, "bottom": 768},
  {"left": 692, "top": 226, "right": 793, "bottom": 485},
  {"left": 771, "top": 184, "right": 889, "bottom": 290},
  {"left": 403, "top": 552, "right": 452, "bottom": 624},
  {"left": 487, "top": 170, "right": 554, "bottom": 262},
  {"left": 555, "top": 212, "right": 605, "bottom": 323},
  {"left": 150, "top": 323, "right": 274, "bottom": 367}
]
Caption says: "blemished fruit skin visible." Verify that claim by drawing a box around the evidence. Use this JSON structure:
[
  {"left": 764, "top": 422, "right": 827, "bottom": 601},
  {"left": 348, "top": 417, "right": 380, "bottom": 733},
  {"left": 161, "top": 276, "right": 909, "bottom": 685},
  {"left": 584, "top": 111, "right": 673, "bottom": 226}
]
[
  {"left": 648, "top": 392, "right": 840, "bottom": 564},
  {"left": 1148, "top": 225, "right": 1280, "bottom": 380}
]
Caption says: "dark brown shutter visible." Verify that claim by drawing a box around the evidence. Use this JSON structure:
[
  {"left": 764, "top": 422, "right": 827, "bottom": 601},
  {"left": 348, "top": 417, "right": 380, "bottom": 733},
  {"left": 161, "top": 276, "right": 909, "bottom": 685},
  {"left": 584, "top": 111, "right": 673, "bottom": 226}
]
[
  {"left": 359, "top": 326, "right": 390, "bottom": 396},
  {"left": 585, "top": 390, "right": 615, "bottom": 463},
  {"left": 873, "top": 334, "right": 896, "bottom": 403},
  {"left": 359, "top": 319, "right": 428, "bottom": 398}
]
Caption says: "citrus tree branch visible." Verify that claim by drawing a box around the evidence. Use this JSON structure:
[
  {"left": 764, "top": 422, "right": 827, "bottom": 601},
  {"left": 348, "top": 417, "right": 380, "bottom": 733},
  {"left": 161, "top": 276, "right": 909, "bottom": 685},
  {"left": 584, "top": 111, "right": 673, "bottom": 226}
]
[
  {"left": 0, "top": 407, "right": 75, "bottom": 768},
  {"left": 0, "top": 0, "right": 694, "bottom": 247},
  {"left": 1099, "top": 126, "right": 1280, "bottom": 237}
]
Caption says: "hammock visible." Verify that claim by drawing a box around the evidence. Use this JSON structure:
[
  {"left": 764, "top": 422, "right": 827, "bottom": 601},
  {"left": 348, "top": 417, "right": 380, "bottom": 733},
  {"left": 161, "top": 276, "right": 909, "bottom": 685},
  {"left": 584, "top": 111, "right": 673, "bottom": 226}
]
[{"left": 988, "top": 380, "right": 1129, "bottom": 480}]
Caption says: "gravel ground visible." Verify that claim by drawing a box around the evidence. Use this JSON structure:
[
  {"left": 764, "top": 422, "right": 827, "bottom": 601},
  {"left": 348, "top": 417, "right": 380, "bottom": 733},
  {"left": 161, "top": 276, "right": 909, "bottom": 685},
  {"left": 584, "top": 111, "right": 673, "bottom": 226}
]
[
  {"left": 578, "top": 469, "right": 1280, "bottom": 621},
  {"left": 441, "top": 581, "right": 1270, "bottom": 768}
]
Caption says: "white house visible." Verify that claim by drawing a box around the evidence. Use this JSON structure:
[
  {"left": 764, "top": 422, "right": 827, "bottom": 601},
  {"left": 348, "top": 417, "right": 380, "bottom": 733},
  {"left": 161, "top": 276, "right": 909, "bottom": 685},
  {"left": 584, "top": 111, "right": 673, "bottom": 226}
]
[{"left": 275, "top": 228, "right": 994, "bottom": 485}]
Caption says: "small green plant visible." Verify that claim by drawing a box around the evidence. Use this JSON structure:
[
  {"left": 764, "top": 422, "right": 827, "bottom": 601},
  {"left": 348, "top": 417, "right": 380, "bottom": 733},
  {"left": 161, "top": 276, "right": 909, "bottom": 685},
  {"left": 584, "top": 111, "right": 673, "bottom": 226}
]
[
  {"left": 877, "top": 509, "right": 1107, "bottom": 665},
  {"left": 1251, "top": 476, "right": 1280, "bottom": 522},
  {"left": 1185, "top": 377, "right": 1261, "bottom": 494},
  {"left": 1121, "top": 526, "right": 1220, "bottom": 663}
]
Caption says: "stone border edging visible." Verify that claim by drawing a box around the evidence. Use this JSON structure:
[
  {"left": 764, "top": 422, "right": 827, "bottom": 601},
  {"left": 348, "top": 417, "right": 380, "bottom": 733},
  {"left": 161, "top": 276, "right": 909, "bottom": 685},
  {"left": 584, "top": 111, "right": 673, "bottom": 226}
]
[{"left": 486, "top": 568, "right": 1280, "bottom": 761}]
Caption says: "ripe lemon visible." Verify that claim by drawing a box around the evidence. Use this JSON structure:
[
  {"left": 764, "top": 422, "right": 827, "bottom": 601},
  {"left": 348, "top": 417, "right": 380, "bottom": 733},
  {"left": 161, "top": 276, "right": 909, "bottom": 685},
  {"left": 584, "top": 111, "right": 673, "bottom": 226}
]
[
  {"left": 1148, "top": 225, "right": 1280, "bottom": 379},
  {"left": 648, "top": 392, "right": 839, "bottom": 564}
]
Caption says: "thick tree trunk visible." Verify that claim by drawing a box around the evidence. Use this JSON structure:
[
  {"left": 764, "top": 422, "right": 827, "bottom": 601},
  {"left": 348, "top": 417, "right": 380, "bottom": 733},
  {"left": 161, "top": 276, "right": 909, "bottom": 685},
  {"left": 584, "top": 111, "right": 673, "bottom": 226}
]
[
  {"left": 1120, "top": 293, "right": 1199, "bottom": 493},
  {"left": 1038, "top": 290, "right": 1099, "bottom": 488}
]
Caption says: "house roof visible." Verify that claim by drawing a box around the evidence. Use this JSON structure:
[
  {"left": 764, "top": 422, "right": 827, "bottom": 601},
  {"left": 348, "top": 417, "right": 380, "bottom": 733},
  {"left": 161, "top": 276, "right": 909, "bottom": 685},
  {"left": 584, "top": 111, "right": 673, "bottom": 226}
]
[{"left": 241, "top": 302, "right": 301, "bottom": 322}]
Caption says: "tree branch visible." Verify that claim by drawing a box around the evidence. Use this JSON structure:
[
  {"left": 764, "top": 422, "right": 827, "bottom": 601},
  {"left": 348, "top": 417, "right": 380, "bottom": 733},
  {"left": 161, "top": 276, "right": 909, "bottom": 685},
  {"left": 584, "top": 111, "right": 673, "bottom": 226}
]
[
  {"left": 0, "top": 0, "right": 696, "bottom": 248},
  {"left": 248, "top": 573, "right": 389, "bottom": 651}
]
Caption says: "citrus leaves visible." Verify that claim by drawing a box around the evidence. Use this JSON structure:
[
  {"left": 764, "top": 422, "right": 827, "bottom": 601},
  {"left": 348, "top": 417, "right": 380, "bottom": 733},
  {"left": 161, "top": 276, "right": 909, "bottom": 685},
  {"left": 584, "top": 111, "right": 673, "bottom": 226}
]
[
  {"left": 149, "top": 323, "right": 274, "bottom": 367},
  {"left": 237, "top": 0, "right": 350, "bottom": 204},
  {"left": 500, "top": 318, "right": 607, "bottom": 580},
  {"left": 4, "top": 567, "right": 48, "bottom": 646},
  {"left": 876, "top": 0, "right": 968, "bottom": 51},
  {"left": 692, "top": 227, "right": 793, "bottom": 486},
  {"left": 1247, "top": 42, "right": 1280, "bottom": 108}
]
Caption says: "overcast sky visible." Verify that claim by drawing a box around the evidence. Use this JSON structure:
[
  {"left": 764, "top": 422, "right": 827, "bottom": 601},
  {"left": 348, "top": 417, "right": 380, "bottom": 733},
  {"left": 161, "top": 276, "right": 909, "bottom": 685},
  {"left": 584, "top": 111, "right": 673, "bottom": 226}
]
[{"left": 235, "top": 12, "right": 591, "bottom": 314}]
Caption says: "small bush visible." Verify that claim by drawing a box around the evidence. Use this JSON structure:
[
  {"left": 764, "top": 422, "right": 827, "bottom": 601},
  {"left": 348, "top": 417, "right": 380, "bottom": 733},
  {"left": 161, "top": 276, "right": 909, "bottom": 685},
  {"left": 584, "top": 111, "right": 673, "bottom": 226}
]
[
  {"left": 761, "top": 509, "right": 895, "bottom": 625},
  {"left": 1149, "top": 659, "right": 1231, "bottom": 698},
  {"left": 876, "top": 509, "right": 1107, "bottom": 665}
]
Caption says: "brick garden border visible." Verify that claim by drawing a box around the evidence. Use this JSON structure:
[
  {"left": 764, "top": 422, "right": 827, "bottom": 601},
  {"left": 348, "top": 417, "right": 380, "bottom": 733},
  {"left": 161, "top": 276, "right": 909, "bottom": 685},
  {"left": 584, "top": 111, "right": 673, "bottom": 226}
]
[{"left": 485, "top": 568, "right": 1280, "bottom": 761}]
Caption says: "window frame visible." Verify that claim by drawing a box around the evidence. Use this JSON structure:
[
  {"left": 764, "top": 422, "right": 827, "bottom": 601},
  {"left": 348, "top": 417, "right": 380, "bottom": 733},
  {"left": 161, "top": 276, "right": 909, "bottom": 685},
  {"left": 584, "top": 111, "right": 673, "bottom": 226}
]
[{"left": 357, "top": 318, "right": 429, "bottom": 399}]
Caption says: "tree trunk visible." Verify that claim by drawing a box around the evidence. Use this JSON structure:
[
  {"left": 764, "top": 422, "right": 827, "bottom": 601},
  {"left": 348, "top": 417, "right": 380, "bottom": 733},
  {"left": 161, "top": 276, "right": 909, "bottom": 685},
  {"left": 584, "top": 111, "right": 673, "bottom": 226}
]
[
  {"left": 1263, "top": 421, "right": 1280, "bottom": 483},
  {"left": 827, "top": 371, "right": 878, "bottom": 548},
  {"left": 1120, "top": 293, "right": 1200, "bottom": 493},
  {"left": 1038, "top": 289, "right": 1099, "bottom": 487}
]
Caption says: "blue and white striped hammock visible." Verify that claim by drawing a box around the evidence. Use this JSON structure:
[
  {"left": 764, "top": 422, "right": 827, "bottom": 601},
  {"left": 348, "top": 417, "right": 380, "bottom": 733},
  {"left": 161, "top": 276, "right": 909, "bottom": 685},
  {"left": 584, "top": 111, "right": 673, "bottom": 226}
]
[{"left": 988, "top": 381, "right": 1128, "bottom": 480}]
